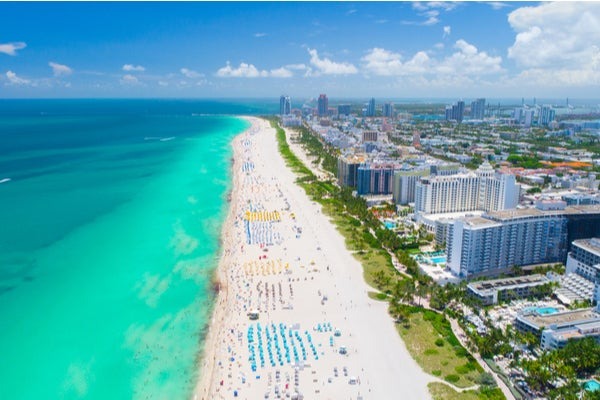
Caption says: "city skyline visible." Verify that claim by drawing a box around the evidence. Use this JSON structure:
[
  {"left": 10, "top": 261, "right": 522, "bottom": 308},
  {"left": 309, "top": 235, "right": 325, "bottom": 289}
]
[{"left": 2, "top": 2, "right": 600, "bottom": 98}]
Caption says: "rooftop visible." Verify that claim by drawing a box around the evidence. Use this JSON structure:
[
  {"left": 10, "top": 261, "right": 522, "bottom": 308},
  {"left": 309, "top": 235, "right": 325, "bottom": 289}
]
[
  {"left": 572, "top": 238, "right": 600, "bottom": 258},
  {"left": 468, "top": 274, "right": 549, "bottom": 294},
  {"left": 488, "top": 204, "right": 600, "bottom": 221},
  {"left": 519, "top": 307, "right": 600, "bottom": 329}
]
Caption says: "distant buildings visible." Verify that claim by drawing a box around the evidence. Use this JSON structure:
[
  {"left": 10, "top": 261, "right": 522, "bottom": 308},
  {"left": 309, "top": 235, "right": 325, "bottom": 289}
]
[
  {"left": 362, "top": 131, "right": 378, "bottom": 142},
  {"left": 279, "top": 95, "right": 291, "bottom": 115},
  {"left": 414, "top": 162, "right": 520, "bottom": 214},
  {"left": 318, "top": 94, "right": 329, "bottom": 117},
  {"left": 338, "top": 104, "right": 351, "bottom": 116},
  {"left": 383, "top": 102, "right": 394, "bottom": 119},
  {"left": 366, "top": 98, "right": 376, "bottom": 117},
  {"left": 470, "top": 98, "right": 486, "bottom": 120},
  {"left": 445, "top": 100, "right": 465, "bottom": 122},
  {"left": 538, "top": 105, "right": 556, "bottom": 126}
]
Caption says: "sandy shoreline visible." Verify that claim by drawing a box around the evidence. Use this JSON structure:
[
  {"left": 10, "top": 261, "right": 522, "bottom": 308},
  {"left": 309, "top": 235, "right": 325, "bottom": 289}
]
[{"left": 193, "top": 116, "right": 432, "bottom": 399}]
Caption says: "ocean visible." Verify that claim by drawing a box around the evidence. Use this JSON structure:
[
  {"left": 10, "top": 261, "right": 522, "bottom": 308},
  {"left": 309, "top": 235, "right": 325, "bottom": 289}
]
[{"left": 0, "top": 99, "right": 273, "bottom": 399}]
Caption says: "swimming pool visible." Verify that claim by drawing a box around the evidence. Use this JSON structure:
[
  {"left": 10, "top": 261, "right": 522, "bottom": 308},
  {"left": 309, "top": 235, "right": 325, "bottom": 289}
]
[
  {"left": 584, "top": 379, "right": 600, "bottom": 392},
  {"left": 525, "top": 307, "right": 559, "bottom": 315},
  {"left": 384, "top": 221, "right": 396, "bottom": 229},
  {"left": 430, "top": 256, "right": 447, "bottom": 264}
]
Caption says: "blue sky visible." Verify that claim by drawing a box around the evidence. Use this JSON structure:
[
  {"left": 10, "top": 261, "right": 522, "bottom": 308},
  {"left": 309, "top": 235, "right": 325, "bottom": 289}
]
[{"left": 1, "top": 1, "right": 600, "bottom": 98}]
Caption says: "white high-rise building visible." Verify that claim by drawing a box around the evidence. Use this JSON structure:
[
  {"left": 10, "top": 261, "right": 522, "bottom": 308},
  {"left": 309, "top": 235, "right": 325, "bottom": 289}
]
[{"left": 414, "top": 162, "right": 519, "bottom": 215}]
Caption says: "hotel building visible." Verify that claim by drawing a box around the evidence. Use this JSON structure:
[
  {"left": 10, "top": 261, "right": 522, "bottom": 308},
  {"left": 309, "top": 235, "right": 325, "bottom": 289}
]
[
  {"left": 447, "top": 203, "right": 600, "bottom": 279},
  {"left": 414, "top": 162, "right": 519, "bottom": 214}
]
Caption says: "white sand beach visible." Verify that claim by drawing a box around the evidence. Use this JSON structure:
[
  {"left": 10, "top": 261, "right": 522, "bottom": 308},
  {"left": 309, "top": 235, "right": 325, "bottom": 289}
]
[{"left": 193, "top": 117, "right": 432, "bottom": 400}]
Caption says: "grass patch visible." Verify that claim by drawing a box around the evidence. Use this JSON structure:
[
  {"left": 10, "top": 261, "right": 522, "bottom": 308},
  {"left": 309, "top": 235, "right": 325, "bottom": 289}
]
[
  {"left": 368, "top": 291, "right": 389, "bottom": 301},
  {"left": 428, "top": 383, "right": 505, "bottom": 400},
  {"left": 428, "top": 383, "right": 479, "bottom": 400},
  {"left": 397, "top": 307, "right": 482, "bottom": 388}
]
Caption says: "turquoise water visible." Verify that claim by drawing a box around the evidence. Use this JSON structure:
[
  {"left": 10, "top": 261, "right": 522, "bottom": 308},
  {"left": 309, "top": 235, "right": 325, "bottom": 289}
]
[
  {"left": 585, "top": 379, "right": 600, "bottom": 392},
  {"left": 383, "top": 221, "right": 396, "bottom": 229},
  {"left": 524, "top": 307, "right": 559, "bottom": 315},
  {"left": 430, "top": 256, "right": 447, "bottom": 264},
  {"left": 0, "top": 100, "right": 255, "bottom": 399},
  {"left": 536, "top": 307, "right": 559, "bottom": 315}
]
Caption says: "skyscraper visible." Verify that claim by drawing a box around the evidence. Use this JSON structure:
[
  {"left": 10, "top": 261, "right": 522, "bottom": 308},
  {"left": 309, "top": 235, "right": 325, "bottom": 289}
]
[
  {"left": 279, "top": 95, "right": 291, "bottom": 115},
  {"left": 470, "top": 98, "right": 485, "bottom": 120},
  {"left": 538, "top": 105, "right": 555, "bottom": 126},
  {"left": 366, "top": 97, "right": 376, "bottom": 117},
  {"left": 445, "top": 100, "right": 465, "bottom": 122},
  {"left": 383, "top": 102, "right": 394, "bottom": 118},
  {"left": 318, "top": 94, "right": 328, "bottom": 117},
  {"left": 338, "top": 104, "right": 351, "bottom": 116}
]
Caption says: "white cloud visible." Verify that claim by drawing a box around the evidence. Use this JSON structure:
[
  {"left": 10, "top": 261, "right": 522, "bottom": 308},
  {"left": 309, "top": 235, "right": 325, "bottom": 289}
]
[
  {"left": 254, "top": 32, "right": 267, "bottom": 38},
  {"left": 489, "top": 2, "right": 510, "bottom": 10},
  {"left": 217, "top": 62, "right": 267, "bottom": 78},
  {"left": 122, "top": 64, "right": 145, "bottom": 72},
  {"left": 508, "top": 3, "right": 600, "bottom": 68},
  {"left": 307, "top": 48, "right": 358, "bottom": 75},
  {"left": 362, "top": 40, "right": 502, "bottom": 78},
  {"left": 158, "top": 81, "right": 169, "bottom": 87},
  {"left": 362, "top": 48, "right": 430, "bottom": 76},
  {"left": 180, "top": 68, "right": 203, "bottom": 78},
  {"left": 412, "top": 2, "right": 457, "bottom": 12},
  {"left": 216, "top": 62, "right": 295, "bottom": 78},
  {"left": 0, "top": 42, "right": 26, "bottom": 56},
  {"left": 443, "top": 25, "right": 451, "bottom": 38},
  {"left": 49, "top": 62, "right": 72, "bottom": 77},
  {"left": 5, "top": 70, "right": 30, "bottom": 85},
  {"left": 507, "top": 2, "right": 600, "bottom": 86},
  {"left": 406, "top": 2, "right": 457, "bottom": 25},
  {"left": 120, "top": 74, "right": 139, "bottom": 85},
  {"left": 439, "top": 39, "right": 503, "bottom": 75},
  {"left": 269, "top": 67, "right": 293, "bottom": 78}
]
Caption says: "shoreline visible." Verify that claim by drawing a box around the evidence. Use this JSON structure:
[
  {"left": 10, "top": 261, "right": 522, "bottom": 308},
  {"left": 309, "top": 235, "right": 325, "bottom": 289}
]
[
  {"left": 192, "top": 117, "right": 247, "bottom": 399},
  {"left": 193, "top": 116, "right": 432, "bottom": 399}
]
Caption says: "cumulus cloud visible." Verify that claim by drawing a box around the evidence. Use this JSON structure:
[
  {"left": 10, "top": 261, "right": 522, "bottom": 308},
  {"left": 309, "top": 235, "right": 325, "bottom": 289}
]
[
  {"left": 269, "top": 67, "right": 293, "bottom": 78},
  {"left": 216, "top": 62, "right": 294, "bottom": 78},
  {"left": 0, "top": 42, "right": 26, "bottom": 56},
  {"left": 507, "top": 2, "right": 600, "bottom": 86},
  {"left": 5, "top": 70, "right": 30, "bottom": 85},
  {"left": 362, "top": 40, "right": 502, "bottom": 78},
  {"left": 122, "top": 64, "right": 145, "bottom": 72},
  {"left": 180, "top": 68, "right": 203, "bottom": 78},
  {"left": 49, "top": 62, "right": 72, "bottom": 77},
  {"left": 307, "top": 48, "right": 358, "bottom": 75},
  {"left": 439, "top": 39, "right": 503, "bottom": 75},
  {"left": 120, "top": 74, "right": 139, "bottom": 85},
  {"left": 508, "top": 3, "right": 600, "bottom": 68},
  {"left": 216, "top": 62, "right": 268, "bottom": 78},
  {"left": 362, "top": 48, "right": 430, "bottom": 76}
]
